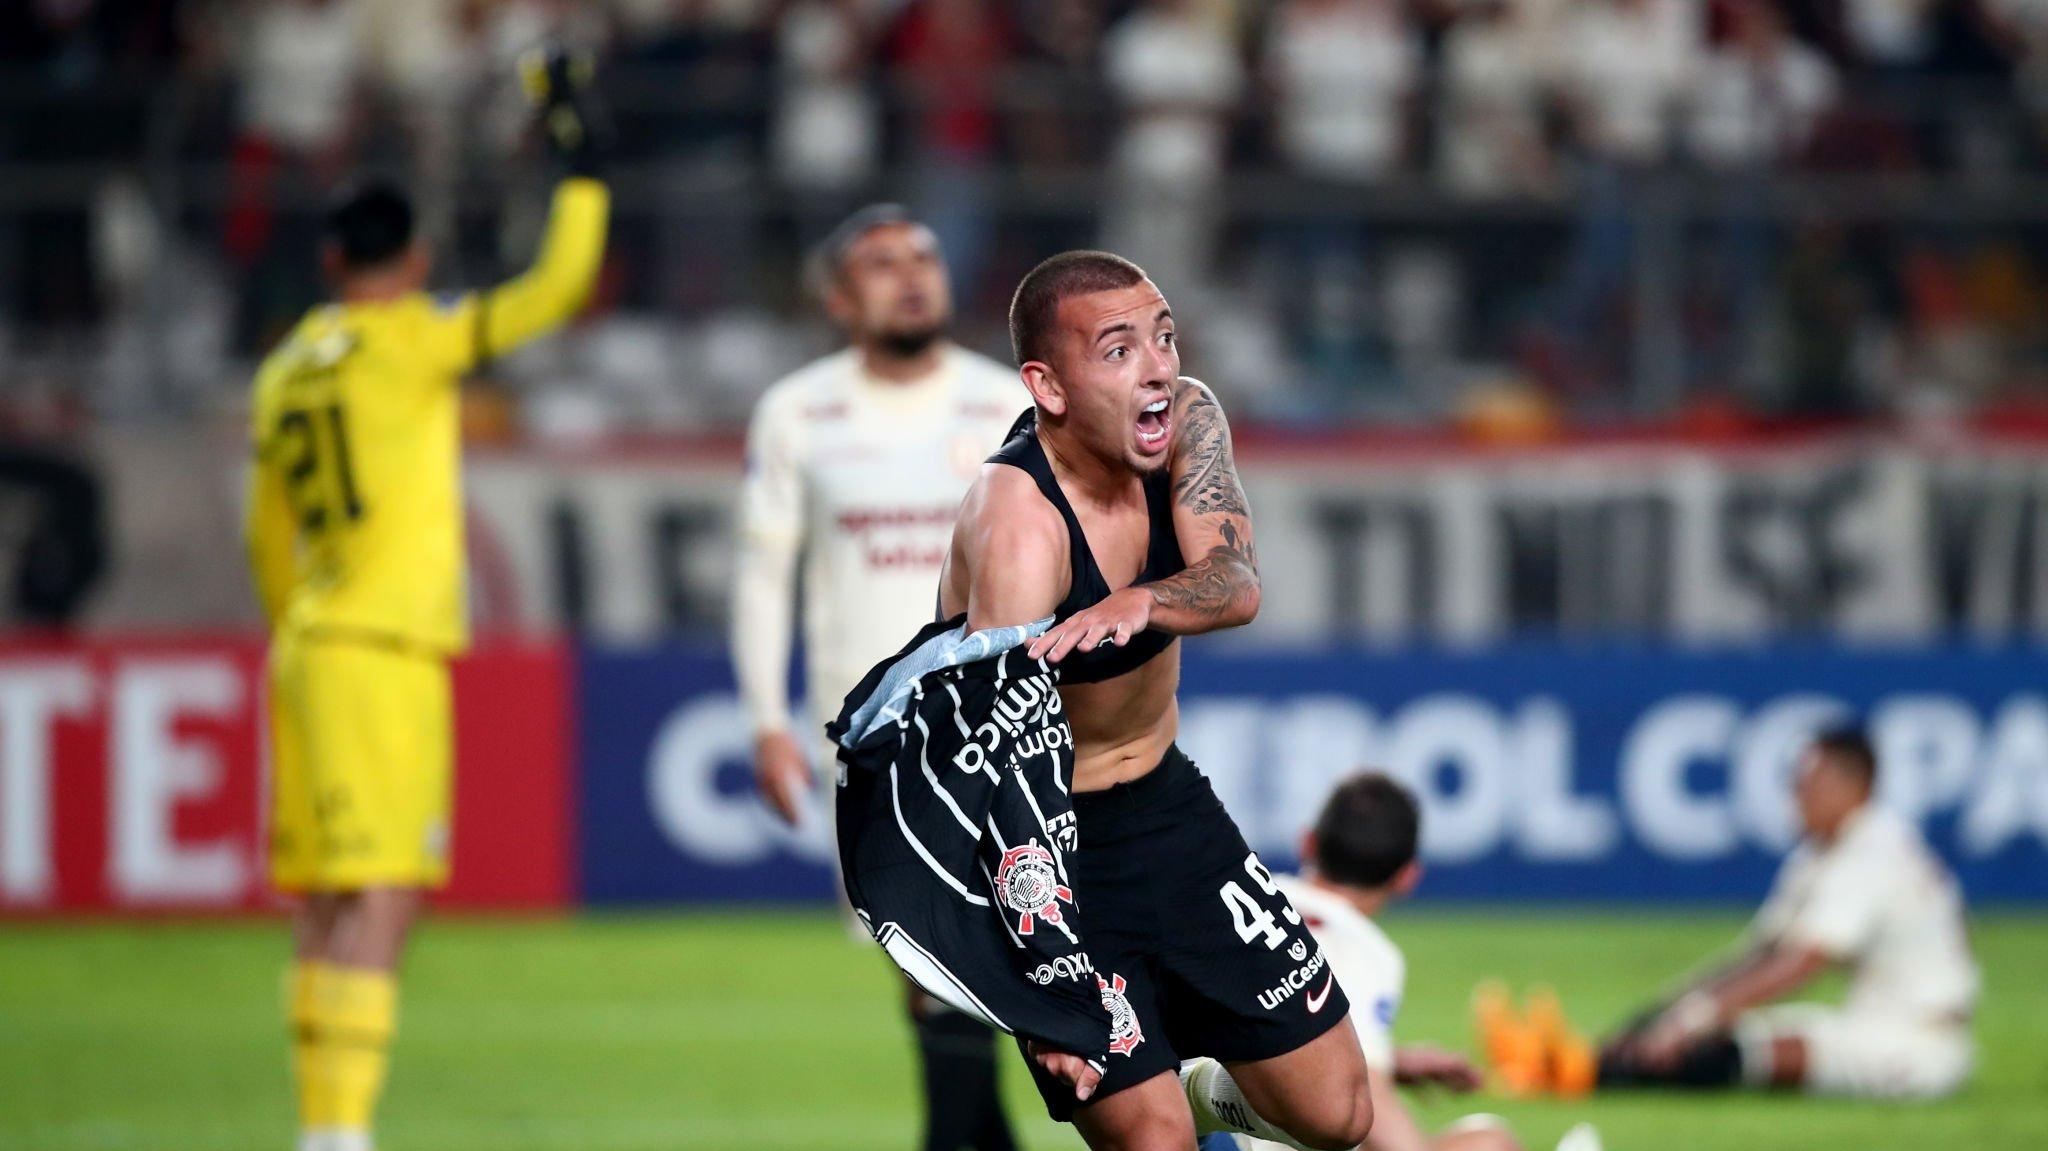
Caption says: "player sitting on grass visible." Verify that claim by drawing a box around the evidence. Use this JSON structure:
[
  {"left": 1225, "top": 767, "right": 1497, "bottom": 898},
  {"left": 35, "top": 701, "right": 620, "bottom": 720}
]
[
  {"left": 1482, "top": 728, "right": 1979, "bottom": 1101},
  {"left": 1195, "top": 772, "right": 1599, "bottom": 1151}
]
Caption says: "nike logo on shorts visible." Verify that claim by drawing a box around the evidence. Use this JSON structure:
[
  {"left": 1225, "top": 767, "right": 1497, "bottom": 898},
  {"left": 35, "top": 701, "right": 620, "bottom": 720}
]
[{"left": 1306, "top": 974, "right": 1336, "bottom": 1014}]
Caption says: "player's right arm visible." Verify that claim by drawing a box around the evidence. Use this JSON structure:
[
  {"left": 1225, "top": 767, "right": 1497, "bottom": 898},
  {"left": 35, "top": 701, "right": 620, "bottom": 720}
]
[
  {"left": 243, "top": 439, "right": 296, "bottom": 629},
  {"left": 951, "top": 469, "right": 1099, "bottom": 1101},
  {"left": 732, "top": 388, "right": 810, "bottom": 823},
  {"left": 957, "top": 466, "right": 1068, "bottom": 634}
]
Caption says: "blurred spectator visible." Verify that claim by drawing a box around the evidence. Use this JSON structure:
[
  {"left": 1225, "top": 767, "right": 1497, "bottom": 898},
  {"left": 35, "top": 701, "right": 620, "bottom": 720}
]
[
  {"left": 1265, "top": 0, "right": 1419, "bottom": 181},
  {"left": 616, "top": 0, "right": 769, "bottom": 314},
  {"left": 358, "top": 0, "right": 460, "bottom": 115},
  {"left": 1686, "top": 0, "right": 1839, "bottom": 395},
  {"left": 1779, "top": 223, "right": 1889, "bottom": 415},
  {"left": 1260, "top": 0, "right": 1421, "bottom": 398},
  {"left": 434, "top": 0, "right": 561, "bottom": 288},
  {"left": 772, "top": 0, "right": 880, "bottom": 213},
  {"left": 1012, "top": 0, "right": 1109, "bottom": 173},
  {"left": 886, "top": 0, "right": 1014, "bottom": 305},
  {"left": 4, "top": 0, "right": 2048, "bottom": 427},
  {"left": 1437, "top": 0, "right": 1555, "bottom": 197},
  {"left": 1842, "top": 0, "right": 1936, "bottom": 69},
  {"left": 0, "top": 441, "right": 107, "bottom": 630},
  {"left": 1544, "top": 0, "right": 1701, "bottom": 393},
  {"left": 1559, "top": 0, "right": 1700, "bottom": 166},
  {"left": 1102, "top": 0, "right": 1246, "bottom": 292},
  {"left": 234, "top": 0, "right": 363, "bottom": 164},
  {"left": 224, "top": 0, "right": 366, "bottom": 351},
  {"left": 0, "top": 0, "right": 177, "bottom": 340},
  {"left": 1688, "top": 0, "right": 1838, "bottom": 167}
]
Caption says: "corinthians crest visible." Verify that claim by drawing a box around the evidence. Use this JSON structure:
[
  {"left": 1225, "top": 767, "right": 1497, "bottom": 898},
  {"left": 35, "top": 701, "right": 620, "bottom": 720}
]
[
  {"left": 994, "top": 841, "right": 1074, "bottom": 937},
  {"left": 1096, "top": 972, "right": 1145, "bottom": 1056}
]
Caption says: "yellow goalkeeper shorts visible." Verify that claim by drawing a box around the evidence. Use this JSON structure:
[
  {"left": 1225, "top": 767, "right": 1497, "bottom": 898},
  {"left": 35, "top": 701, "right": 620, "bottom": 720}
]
[{"left": 267, "top": 629, "right": 453, "bottom": 892}]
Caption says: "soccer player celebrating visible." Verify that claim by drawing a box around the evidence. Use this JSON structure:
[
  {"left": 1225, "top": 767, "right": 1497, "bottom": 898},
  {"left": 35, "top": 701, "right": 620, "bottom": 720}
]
[
  {"left": 1213, "top": 772, "right": 1598, "bottom": 1151},
  {"left": 1571, "top": 728, "right": 1979, "bottom": 1099},
  {"left": 935, "top": 251, "right": 1373, "bottom": 1151},
  {"left": 731, "top": 205, "right": 1024, "bottom": 1151},
  {"left": 244, "top": 53, "right": 609, "bottom": 1151}
]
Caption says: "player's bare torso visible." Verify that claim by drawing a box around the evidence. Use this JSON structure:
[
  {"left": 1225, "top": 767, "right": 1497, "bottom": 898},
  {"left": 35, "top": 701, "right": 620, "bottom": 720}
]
[{"left": 936, "top": 430, "right": 1181, "bottom": 794}]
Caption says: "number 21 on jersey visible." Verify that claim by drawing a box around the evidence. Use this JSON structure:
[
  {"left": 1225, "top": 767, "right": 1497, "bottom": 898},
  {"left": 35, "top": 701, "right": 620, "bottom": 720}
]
[
  {"left": 274, "top": 339, "right": 367, "bottom": 533},
  {"left": 277, "top": 402, "right": 366, "bottom": 531}
]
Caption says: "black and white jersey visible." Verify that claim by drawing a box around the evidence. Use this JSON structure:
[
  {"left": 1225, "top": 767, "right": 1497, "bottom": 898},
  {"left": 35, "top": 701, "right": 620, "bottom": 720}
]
[{"left": 829, "top": 615, "right": 1111, "bottom": 1073}]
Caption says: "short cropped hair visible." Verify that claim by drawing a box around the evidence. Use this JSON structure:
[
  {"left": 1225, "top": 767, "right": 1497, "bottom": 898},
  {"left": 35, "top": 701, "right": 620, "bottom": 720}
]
[
  {"left": 1008, "top": 250, "right": 1147, "bottom": 366},
  {"left": 1810, "top": 726, "right": 1878, "bottom": 790},
  {"left": 1311, "top": 772, "right": 1420, "bottom": 888},
  {"left": 325, "top": 179, "right": 415, "bottom": 270},
  {"left": 804, "top": 202, "right": 921, "bottom": 299}
]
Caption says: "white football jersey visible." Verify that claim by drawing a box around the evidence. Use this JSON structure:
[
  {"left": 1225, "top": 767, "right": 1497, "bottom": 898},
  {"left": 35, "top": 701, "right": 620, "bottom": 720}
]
[
  {"left": 1274, "top": 873, "right": 1405, "bottom": 1069},
  {"left": 1751, "top": 805, "right": 1979, "bottom": 1021},
  {"left": 735, "top": 345, "right": 1026, "bottom": 747}
]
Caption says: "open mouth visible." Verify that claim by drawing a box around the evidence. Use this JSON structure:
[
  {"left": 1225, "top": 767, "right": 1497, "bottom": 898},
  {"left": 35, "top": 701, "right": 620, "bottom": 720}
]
[{"left": 1135, "top": 397, "right": 1171, "bottom": 453}]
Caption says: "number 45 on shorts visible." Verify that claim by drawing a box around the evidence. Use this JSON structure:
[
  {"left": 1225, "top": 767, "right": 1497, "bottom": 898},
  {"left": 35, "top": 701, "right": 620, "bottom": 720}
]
[{"left": 1220, "top": 853, "right": 1301, "bottom": 949}]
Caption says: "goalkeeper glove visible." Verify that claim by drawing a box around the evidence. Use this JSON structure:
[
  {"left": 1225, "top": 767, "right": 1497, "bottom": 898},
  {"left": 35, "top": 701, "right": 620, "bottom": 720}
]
[{"left": 520, "top": 47, "right": 610, "bottom": 179}]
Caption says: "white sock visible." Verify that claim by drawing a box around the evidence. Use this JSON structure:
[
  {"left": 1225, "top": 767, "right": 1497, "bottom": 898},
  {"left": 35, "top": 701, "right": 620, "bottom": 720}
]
[
  {"left": 324, "top": 1129, "right": 373, "bottom": 1151},
  {"left": 1554, "top": 1122, "right": 1604, "bottom": 1151},
  {"left": 1179, "top": 1057, "right": 1317, "bottom": 1151},
  {"left": 1732, "top": 1015, "right": 1777, "bottom": 1088}
]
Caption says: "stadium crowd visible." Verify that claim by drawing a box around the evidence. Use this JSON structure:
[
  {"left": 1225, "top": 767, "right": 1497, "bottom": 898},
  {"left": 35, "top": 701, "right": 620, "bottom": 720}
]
[{"left": 6, "top": 0, "right": 2048, "bottom": 431}]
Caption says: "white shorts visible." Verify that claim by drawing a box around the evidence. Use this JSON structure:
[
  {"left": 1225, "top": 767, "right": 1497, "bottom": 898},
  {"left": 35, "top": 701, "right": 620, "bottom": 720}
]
[{"left": 1735, "top": 1004, "right": 1973, "bottom": 1099}]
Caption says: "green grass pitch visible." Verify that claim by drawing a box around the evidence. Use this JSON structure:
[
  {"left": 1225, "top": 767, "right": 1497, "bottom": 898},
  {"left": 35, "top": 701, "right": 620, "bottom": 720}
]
[{"left": 2, "top": 909, "right": 2044, "bottom": 1150}]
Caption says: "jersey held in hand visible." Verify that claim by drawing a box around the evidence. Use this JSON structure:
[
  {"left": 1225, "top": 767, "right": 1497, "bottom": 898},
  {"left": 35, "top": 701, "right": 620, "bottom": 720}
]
[{"left": 829, "top": 614, "right": 1111, "bottom": 1075}]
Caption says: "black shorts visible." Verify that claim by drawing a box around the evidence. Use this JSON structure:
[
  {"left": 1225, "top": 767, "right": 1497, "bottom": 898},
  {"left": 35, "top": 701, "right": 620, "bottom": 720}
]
[{"left": 1022, "top": 746, "right": 1351, "bottom": 1119}]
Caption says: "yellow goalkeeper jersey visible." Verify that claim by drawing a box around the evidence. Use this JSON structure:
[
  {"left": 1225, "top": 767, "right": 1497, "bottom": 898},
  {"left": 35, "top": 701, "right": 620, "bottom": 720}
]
[{"left": 245, "top": 177, "right": 609, "bottom": 653}]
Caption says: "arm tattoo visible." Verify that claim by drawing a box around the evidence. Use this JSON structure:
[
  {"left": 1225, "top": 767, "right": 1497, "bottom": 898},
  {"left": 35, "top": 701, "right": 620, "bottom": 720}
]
[
  {"left": 1172, "top": 387, "right": 1249, "bottom": 517},
  {"left": 1147, "top": 384, "right": 1260, "bottom": 628},
  {"left": 1146, "top": 518, "right": 1259, "bottom": 624}
]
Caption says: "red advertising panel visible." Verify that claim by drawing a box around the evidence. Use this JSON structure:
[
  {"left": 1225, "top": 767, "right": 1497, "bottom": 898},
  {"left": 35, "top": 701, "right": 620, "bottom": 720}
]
[
  {"left": 445, "top": 641, "right": 574, "bottom": 908},
  {"left": 0, "top": 636, "right": 571, "bottom": 915}
]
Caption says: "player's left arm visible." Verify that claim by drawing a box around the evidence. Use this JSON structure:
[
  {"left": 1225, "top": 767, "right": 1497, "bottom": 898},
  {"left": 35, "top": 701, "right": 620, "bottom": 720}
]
[
  {"left": 1649, "top": 849, "right": 1879, "bottom": 1053},
  {"left": 423, "top": 51, "right": 612, "bottom": 375},
  {"left": 1703, "top": 944, "right": 1833, "bottom": 1018},
  {"left": 1391, "top": 1045, "right": 1484, "bottom": 1091},
  {"left": 1024, "top": 377, "right": 1259, "bottom": 662},
  {"left": 1143, "top": 376, "right": 1260, "bottom": 633},
  {"left": 1638, "top": 944, "right": 1831, "bottom": 1064}
]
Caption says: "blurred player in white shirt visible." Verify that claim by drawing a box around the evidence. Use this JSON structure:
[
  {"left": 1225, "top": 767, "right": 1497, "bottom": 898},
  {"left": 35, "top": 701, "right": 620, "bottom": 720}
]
[
  {"left": 1594, "top": 728, "right": 1978, "bottom": 1099},
  {"left": 1195, "top": 773, "right": 1597, "bottom": 1151},
  {"left": 734, "top": 204, "right": 1024, "bottom": 813},
  {"left": 730, "top": 204, "right": 1026, "bottom": 1151}
]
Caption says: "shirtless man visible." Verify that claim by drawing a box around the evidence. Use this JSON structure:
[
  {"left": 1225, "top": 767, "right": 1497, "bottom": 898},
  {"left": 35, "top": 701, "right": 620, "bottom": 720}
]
[{"left": 937, "top": 251, "right": 1373, "bottom": 1151}]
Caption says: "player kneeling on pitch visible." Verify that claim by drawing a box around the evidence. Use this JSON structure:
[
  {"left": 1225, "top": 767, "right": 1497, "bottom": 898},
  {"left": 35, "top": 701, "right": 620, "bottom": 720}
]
[
  {"left": 1589, "top": 728, "right": 1978, "bottom": 1099},
  {"left": 1201, "top": 772, "right": 1597, "bottom": 1151}
]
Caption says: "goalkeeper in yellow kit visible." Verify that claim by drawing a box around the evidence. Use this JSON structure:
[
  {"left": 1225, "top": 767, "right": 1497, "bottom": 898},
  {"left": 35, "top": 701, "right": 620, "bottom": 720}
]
[{"left": 244, "top": 54, "right": 609, "bottom": 1151}]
